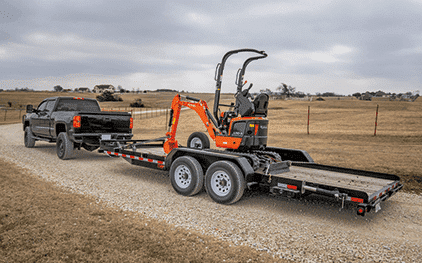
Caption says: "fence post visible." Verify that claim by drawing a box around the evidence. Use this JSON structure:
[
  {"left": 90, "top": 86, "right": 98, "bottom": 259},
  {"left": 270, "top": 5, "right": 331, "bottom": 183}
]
[
  {"left": 307, "top": 106, "right": 310, "bottom": 135},
  {"left": 4, "top": 109, "right": 7, "bottom": 121},
  {"left": 374, "top": 104, "right": 379, "bottom": 136}
]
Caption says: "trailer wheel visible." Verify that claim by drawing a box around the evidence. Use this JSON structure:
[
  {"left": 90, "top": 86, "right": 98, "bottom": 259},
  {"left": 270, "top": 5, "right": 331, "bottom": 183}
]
[
  {"left": 170, "top": 156, "right": 204, "bottom": 196},
  {"left": 24, "top": 127, "right": 36, "bottom": 148},
  {"left": 187, "top": 132, "right": 210, "bottom": 149},
  {"left": 56, "top": 132, "right": 74, "bottom": 160},
  {"left": 205, "top": 160, "right": 245, "bottom": 205}
]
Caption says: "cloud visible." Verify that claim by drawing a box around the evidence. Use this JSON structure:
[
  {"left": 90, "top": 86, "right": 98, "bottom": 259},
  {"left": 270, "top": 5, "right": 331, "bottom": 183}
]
[{"left": 0, "top": 0, "right": 421, "bottom": 94}]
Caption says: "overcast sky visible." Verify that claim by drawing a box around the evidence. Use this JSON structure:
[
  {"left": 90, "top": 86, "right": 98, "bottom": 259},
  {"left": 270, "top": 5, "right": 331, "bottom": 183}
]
[{"left": 1, "top": 0, "right": 421, "bottom": 95}]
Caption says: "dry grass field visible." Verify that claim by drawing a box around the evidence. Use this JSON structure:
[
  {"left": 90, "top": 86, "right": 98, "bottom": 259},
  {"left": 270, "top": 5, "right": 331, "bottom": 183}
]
[
  {"left": 1, "top": 91, "right": 421, "bottom": 262},
  {"left": 132, "top": 97, "right": 422, "bottom": 194},
  {"left": 0, "top": 158, "right": 279, "bottom": 262},
  {"left": 1, "top": 91, "right": 421, "bottom": 193}
]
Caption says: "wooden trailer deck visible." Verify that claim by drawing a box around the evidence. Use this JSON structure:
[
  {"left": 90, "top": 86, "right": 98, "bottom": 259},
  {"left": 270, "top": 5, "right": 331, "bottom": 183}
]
[{"left": 274, "top": 166, "right": 396, "bottom": 196}]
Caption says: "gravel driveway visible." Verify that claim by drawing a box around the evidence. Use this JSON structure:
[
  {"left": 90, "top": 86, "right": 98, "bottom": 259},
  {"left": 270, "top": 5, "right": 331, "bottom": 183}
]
[{"left": 1, "top": 123, "right": 421, "bottom": 262}]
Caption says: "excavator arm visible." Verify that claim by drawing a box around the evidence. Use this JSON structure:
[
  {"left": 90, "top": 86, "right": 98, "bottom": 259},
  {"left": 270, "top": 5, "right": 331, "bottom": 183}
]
[{"left": 163, "top": 94, "right": 220, "bottom": 154}]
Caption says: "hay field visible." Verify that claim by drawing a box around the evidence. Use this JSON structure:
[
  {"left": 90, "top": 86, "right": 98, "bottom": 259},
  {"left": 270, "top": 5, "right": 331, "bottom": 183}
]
[
  {"left": 1, "top": 91, "right": 420, "bottom": 192},
  {"left": 0, "top": 91, "right": 233, "bottom": 109},
  {"left": 133, "top": 98, "right": 422, "bottom": 193}
]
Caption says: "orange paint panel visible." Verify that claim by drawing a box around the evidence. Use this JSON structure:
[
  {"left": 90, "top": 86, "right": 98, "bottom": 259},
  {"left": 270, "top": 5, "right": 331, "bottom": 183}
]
[{"left": 215, "top": 136, "right": 242, "bottom": 149}]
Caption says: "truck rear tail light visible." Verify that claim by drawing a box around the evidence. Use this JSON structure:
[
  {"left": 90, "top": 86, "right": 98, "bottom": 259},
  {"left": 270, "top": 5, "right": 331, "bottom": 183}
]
[
  {"left": 287, "top": 185, "right": 297, "bottom": 190},
  {"left": 73, "top": 116, "right": 81, "bottom": 128},
  {"left": 351, "top": 197, "right": 364, "bottom": 203},
  {"left": 73, "top": 97, "right": 84, "bottom": 100},
  {"left": 130, "top": 117, "right": 133, "bottom": 129}
]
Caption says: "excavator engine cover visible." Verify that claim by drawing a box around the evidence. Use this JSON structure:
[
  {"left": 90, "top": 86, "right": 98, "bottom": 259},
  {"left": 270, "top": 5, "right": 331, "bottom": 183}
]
[{"left": 230, "top": 118, "right": 268, "bottom": 150}]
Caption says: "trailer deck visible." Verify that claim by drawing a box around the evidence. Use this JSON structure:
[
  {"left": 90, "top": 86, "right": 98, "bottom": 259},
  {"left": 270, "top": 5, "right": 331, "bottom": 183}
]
[{"left": 277, "top": 165, "right": 396, "bottom": 196}]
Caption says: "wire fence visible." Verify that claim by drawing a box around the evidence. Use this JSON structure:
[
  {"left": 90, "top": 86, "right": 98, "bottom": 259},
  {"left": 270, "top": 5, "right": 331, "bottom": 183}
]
[
  {"left": 0, "top": 108, "right": 24, "bottom": 122},
  {"left": 2, "top": 105, "right": 381, "bottom": 136},
  {"left": 101, "top": 107, "right": 170, "bottom": 121},
  {"left": 0, "top": 107, "right": 170, "bottom": 123}
]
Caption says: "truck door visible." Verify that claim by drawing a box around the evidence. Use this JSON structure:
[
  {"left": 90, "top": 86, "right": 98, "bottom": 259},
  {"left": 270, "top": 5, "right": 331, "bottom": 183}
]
[
  {"left": 44, "top": 100, "right": 56, "bottom": 137},
  {"left": 32, "top": 100, "right": 55, "bottom": 137},
  {"left": 31, "top": 100, "right": 47, "bottom": 136}
]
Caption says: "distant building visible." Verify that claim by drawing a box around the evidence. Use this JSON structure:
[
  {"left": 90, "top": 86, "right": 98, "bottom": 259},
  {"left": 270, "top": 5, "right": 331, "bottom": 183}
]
[
  {"left": 75, "top": 87, "right": 90, "bottom": 93},
  {"left": 155, "top": 89, "right": 177, "bottom": 92},
  {"left": 93, "top": 85, "right": 115, "bottom": 93}
]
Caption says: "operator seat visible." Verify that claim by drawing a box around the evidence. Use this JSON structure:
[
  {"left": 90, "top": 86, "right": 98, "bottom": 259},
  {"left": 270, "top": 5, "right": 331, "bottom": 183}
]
[
  {"left": 235, "top": 91, "right": 255, "bottom": 117},
  {"left": 252, "top": 93, "right": 269, "bottom": 117}
]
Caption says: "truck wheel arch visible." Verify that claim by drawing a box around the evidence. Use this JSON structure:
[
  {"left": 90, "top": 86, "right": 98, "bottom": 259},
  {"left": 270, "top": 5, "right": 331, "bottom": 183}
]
[{"left": 55, "top": 123, "right": 67, "bottom": 137}]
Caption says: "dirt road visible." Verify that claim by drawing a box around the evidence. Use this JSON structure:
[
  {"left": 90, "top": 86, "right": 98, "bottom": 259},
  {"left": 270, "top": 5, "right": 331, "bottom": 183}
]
[{"left": 1, "top": 123, "right": 421, "bottom": 262}]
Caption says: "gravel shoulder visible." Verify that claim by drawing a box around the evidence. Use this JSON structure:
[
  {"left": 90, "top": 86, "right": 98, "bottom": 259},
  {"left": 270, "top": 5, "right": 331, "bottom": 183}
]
[{"left": 1, "top": 123, "right": 421, "bottom": 262}]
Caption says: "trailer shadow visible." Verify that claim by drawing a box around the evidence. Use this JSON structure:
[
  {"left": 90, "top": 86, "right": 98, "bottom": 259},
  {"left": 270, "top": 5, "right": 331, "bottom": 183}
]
[{"left": 239, "top": 187, "right": 396, "bottom": 225}]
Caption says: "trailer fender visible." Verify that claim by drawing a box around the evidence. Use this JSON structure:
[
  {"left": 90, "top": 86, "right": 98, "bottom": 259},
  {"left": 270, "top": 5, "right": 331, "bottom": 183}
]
[{"left": 165, "top": 148, "right": 254, "bottom": 179}]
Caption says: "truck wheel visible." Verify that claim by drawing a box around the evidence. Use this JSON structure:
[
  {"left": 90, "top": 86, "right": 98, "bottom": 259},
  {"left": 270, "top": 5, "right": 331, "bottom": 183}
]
[
  {"left": 187, "top": 132, "right": 210, "bottom": 149},
  {"left": 56, "top": 132, "right": 74, "bottom": 160},
  {"left": 170, "top": 156, "right": 204, "bottom": 196},
  {"left": 205, "top": 160, "right": 245, "bottom": 205},
  {"left": 24, "top": 127, "right": 36, "bottom": 148}
]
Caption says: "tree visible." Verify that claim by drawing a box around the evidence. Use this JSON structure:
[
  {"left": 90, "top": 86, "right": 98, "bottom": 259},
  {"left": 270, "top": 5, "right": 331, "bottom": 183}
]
[
  {"left": 352, "top": 92, "right": 361, "bottom": 98},
  {"left": 54, "top": 85, "right": 63, "bottom": 92},
  {"left": 260, "top": 88, "right": 273, "bottom": 95}
]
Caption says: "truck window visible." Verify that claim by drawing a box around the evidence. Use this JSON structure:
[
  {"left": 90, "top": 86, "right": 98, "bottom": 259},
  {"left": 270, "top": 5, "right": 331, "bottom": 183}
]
[
  {"left": 37, "top": 101, "right": 47, "bottom": 111},
  {"left": 45, "top": 100, "right": 56, "bottom": 112},
  {"left": 55, "top": 99, "right": 101, "bottom": 112}
]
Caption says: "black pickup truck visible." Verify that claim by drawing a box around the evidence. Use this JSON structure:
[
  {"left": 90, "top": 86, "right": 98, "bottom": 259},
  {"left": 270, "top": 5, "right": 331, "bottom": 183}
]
[{"left": 23, "top": 96, "right": 133, "bottom": 159}]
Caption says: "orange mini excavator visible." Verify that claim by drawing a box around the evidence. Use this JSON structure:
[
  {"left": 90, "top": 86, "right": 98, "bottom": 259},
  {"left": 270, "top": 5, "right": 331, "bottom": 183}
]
[{"left": 163, "top": 49, "right": 271, "bottom": 154}]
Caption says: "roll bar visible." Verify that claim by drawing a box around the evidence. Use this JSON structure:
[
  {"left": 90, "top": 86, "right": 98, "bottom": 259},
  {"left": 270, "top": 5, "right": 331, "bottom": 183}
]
[{"left": 213, "top": 49, "right": 267, "bottom": 125}]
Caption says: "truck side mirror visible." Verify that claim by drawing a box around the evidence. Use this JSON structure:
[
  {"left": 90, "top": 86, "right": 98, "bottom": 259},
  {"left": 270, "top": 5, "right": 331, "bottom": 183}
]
[{"left": 26, "top": 105, "right": 34, "bottom": 113}]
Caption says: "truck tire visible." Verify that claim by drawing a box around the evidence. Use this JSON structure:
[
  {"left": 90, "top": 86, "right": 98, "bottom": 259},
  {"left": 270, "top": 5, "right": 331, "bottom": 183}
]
[
  {"left": 170, "top": 156, "right": 204, "bottom": 196},
  {"left": 56, "top": 132, "right": 74, "bottom": 160},
  {"left": 24, "top": 127, "right": 36, "bottom": 148},
  {"left": 205, "top": 160, "right": 245, "bottom": 205},
  {"left": 187, "top": 132, "right": 210, "bottom": 149}
]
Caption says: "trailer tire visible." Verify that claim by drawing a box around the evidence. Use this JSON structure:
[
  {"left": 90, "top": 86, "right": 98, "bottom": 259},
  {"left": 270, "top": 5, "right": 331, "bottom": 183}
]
[
  {"left": 187, "top": 132, "right": 210, "bottom": 150},
  {"left": 56, "top": 132, "right": 74, "bottom": 160},
  {"left": 24, "top": 127, "right": 36, "bottom": 148},
  {"left": 170, "top": 156, "right": 204, "bottom": 196},
  {"left": 205, "top": 160, "right": 245, "bottom": 205}
]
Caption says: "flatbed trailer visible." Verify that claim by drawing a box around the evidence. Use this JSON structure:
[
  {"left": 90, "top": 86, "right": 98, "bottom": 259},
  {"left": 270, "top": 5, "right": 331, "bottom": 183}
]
[{"left": 99, "top": 138, "right": 403, "bottom": 217}]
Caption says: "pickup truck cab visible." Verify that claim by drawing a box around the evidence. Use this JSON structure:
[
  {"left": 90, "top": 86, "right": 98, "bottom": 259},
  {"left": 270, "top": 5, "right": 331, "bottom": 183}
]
[{"left": 23, "top": 96, "right": 133, "bottom": 159}]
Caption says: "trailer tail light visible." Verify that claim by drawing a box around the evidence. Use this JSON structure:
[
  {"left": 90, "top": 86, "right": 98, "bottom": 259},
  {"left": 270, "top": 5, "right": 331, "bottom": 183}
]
[
  {"left": 73, "top": 116, "right": 81, "bottom": 128},
  {"left": 287, "top": 184, "right": 297, "bottom": 190},
  {"left": 351, "top": 197, "right": 364, "bottom": 203},
  {"left": 130, "top": 117, "right": 133, "bottom": 129},
  {"left": 357, "top": 207, "right": 365, "bottom": 216}
]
